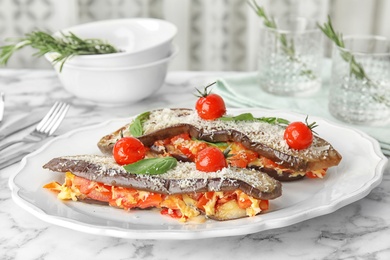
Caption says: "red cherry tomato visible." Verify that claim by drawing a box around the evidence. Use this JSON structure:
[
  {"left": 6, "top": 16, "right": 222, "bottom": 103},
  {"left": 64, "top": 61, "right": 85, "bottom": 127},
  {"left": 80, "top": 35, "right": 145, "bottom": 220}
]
[
  {"left": 195, "top": 83, "right": 226, "bottom": 120},
  {"left": 284, "top": 121, "right": 313, "bottom": 150},
  {"left": 195, "top": 147, "right": 227, "bottom": 172},
  {"left": 113, "top": 137, "right": 146, "bottom": 165}
]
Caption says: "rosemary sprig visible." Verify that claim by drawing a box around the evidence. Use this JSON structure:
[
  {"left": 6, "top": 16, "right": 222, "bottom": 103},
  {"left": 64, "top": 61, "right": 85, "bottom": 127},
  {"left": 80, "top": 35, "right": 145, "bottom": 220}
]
[
  {"left": 317, "top": 16, "right": 390, "bottom": 107},
  {"left": 317, "top": 16, "right": 370, "bottom": 82},
  {"left": 247, "top": 0, "right": 316, "bottom": 79},
  {"left": 0, "top": 31, "right": 119, "bottom": 71}
]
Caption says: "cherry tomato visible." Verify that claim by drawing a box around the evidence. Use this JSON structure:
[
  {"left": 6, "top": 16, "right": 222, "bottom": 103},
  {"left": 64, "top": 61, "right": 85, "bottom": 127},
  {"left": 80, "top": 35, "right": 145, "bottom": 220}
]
[
  {"left": 284, "top": 121, "right": 313, "bottom": 150},
  {"left": 195, "top": 83, "right": 226, "bottom": 120},
  {"left": 113, "top": 137, "right": 146, "bottom": 165},
  {"left": 195, "top": 147, "right": 227, "bottom": 172}
]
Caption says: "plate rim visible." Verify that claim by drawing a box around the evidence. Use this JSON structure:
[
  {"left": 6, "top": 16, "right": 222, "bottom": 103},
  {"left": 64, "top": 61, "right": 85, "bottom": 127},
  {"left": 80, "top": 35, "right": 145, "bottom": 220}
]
[{"left": 8, "top": 108, "right": 389, "bottom": 239}]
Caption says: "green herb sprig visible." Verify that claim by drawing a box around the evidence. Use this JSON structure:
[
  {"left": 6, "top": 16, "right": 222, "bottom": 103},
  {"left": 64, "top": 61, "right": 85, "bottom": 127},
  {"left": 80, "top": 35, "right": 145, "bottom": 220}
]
[
  {"left": 317, "top": 16, "right": 370, "bottom": 82},
  {"left": 129, "top": 111, "right": 151, "bottom": 137},
  {"left": 247, "top": 0, "right": 316, "bottom": 79},
  {"left": 317, "top": 16, "right": 390, "bottom": 107},
  {"left": 123, "top": 157, "right": 177, "bottom": 175},
  {"left": 0, "top": 31, "right": 119, "bottom": 72},
  {"left": 219, "top": 112, "right": 290, "bottom": 126}
]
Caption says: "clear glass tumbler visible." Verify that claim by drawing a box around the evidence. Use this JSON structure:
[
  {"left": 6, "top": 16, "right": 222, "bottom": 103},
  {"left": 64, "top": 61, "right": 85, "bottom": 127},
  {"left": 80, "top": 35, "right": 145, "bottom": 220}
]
[
  {"left": 329, "top": 35, "right": 390, "bottom": 125},
  {"left": 257, "top": 17, "right": 323, "bottom": 96}
]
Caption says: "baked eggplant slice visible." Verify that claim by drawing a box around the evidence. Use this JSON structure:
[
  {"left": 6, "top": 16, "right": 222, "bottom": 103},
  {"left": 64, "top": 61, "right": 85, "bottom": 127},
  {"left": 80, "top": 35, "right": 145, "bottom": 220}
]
[
  {"left": 43, "top": 155, "right": 282, "bottom": 221},
  {"left": 97, "top": 108, "right": 342, "bottom": 181}
]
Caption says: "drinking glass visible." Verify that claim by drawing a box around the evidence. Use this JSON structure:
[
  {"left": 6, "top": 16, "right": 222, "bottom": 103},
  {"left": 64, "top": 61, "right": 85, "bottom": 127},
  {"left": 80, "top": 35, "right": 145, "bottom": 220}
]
[
  {"left": 328, "top": 35, "right": 390, "bottom": 125},
  {"left": 257, "top": 17, "right": 323, "bottom": 96}
]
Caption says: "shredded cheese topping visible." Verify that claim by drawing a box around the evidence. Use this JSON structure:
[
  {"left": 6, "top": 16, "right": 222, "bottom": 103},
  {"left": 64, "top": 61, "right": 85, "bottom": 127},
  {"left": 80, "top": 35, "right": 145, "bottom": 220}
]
[
  {"left": 58, "top": 155, "right": 279, "bottom": 194},
  {"left": 120, "top": 108, "right": 334, "bottom": 160}
]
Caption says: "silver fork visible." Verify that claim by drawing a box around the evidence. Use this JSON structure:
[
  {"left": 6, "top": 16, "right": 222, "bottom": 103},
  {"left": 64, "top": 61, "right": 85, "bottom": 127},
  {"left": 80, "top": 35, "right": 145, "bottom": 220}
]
[{"left": 0, "top": 101, "right": 69, "bottom": 151}]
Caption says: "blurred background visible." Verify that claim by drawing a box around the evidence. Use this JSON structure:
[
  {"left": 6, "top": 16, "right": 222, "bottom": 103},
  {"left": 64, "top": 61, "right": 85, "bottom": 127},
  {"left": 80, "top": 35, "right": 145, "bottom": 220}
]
[{"left": 0, "top": 0, "right": 389, "bottom": 71}]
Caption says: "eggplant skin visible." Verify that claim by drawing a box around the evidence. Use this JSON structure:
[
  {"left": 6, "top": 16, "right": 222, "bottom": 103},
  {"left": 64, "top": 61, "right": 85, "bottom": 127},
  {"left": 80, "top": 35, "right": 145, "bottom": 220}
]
[
  {"left": 248, "top": 165, "right": 305, "bottom": 182},
  {"left": 43, "top": 156, "right": 282, "bottom": 201},
  {"left": 97, "top": 109, "right": 342, "bottom": 175}
]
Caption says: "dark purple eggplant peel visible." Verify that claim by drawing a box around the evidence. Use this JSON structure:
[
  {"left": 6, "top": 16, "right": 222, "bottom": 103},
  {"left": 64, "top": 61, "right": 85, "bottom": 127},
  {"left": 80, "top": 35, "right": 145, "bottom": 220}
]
[{"left": 97, "top": 108, "right": 342, "bottom": 181}]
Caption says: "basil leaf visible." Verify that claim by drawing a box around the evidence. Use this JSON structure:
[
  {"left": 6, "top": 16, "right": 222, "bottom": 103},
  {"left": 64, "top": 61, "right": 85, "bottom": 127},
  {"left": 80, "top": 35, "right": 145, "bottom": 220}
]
[
  {"left": 191, "top": 138, "right": 228, "bottom": 148},
  {"left": 123, "top": 157, "right": 177, "bottom": 175},
  {"left": 219, "top": 113, "right": 255, "bottom": 121},
  {"left": 255, "top": 116, "right": 290, "bottom": 125},
  {"left": 129, "top": 111, "right": 150, "bottom": 137},
  {"left": 219, "top": 113, "right": 289, "bottom": 126}
]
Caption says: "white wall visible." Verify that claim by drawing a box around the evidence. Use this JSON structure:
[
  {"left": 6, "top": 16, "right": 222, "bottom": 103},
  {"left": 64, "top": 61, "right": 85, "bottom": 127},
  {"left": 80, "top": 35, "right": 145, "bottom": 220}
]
[{"left": 0, "top": 0, "right": 389, "bottom": 71}]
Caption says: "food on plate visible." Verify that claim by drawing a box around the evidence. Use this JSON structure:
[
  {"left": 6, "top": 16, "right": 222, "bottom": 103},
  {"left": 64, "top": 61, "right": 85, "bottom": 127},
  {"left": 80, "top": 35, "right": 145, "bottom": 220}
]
[
  {"left": 97, "top": 108, "right": 342, "bottom": 181},
  {"left": 195, "top": 82, "right": 226, "bottom": 120},
  {"left": 43, "top": 155, "right": 282, "bottom": 221},
  {"left": 42, "top": 82, "right": 341, "bottom": 223},
  {"left": 284, "top": 117, "right": 317, "bottom": 150}
]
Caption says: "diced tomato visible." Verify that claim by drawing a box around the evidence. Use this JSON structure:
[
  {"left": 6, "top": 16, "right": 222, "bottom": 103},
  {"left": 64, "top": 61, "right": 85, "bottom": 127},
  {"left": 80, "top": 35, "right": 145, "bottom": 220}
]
[
  {"left": 137, "top": 193, "right": 163, "bottom": 209},
  {"left": 305, "top": 169, "right": 327, "bottom": 179},
  {"left": 72, "top": 176, "right": 112, "bottom": 202},
  {"left": 43, "top": 181, "right": 62, "bottom": 191},
  {"left": 196, "top": 191, "right": 214, "bottom": 210},
  {"left": 305, "top": 171, "right": 318, "bottom": 178},
  {"left": 229, "top": 155, "right": 247, "bottom": 168},
  {"left": 171, "top": 133, "right": 191, "bottom": 143},
  {"left": 110, "top": 187, "right": 138, "bottom": 209},
  {"left": 217, "top": 191, "right": 235, "bottom": 205},
  {"left": 176, "top": 144, "right": 196, "bottom": 161},
  {"left": 72, "top": 176, "right": 94, "bottom": 194},
  {"left": 174, "top": 139, "right": 208, "bottom": 162},
  {"left": 153, "top": 139, "right": 170, "bottom": 147},
  {"left": 86, "top": 186, "right": 112, "bottom": 202},
  {"left": 261, "top": 157, "right": 279, "bottom": 168},
  {"left": 160, "top": 208, "right": 183, "bottom": 219},
  {"left": 190, "top": 142, "right": 208, "bottom": 155},
  {"left": 236, "top": 192, "right": 252, "bottom": 209},
  {"left": 259, "top": 200, "right": 269, "bottom": 211},
  {"left": 229, "top": 143, "right": 258, "bottom": 168},
  {"left": 160, "top": 195, "right": 182, "bottom": 210}
]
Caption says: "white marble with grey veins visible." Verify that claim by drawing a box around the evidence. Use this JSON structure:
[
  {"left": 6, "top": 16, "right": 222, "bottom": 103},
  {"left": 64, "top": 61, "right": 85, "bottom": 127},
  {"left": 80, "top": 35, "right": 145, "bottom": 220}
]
[{"left": 0, "top": 69, "right": 389, "bottom": 260}]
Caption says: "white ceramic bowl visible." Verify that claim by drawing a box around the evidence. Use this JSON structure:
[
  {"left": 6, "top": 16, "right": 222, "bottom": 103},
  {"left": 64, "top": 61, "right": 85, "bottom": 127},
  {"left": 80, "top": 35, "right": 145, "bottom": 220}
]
[
  {"left": 54, "top": 18, "right": 177, "bottom": 68},
  {"left": 46, "top": 45, "right": 178, "bottom": 106}
]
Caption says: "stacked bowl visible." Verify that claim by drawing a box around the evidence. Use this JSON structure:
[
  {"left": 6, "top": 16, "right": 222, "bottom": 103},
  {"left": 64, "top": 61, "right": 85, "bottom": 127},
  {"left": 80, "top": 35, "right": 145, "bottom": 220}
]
[{"left": 45, "top": 18, "right": 178, "bottom": 106}]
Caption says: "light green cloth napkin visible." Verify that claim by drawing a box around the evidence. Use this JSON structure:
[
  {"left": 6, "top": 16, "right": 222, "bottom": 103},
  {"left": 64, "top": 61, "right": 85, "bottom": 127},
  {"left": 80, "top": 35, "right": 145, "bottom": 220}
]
[{"left": 214, "top": 68, "right": 390, "bottom": 145}]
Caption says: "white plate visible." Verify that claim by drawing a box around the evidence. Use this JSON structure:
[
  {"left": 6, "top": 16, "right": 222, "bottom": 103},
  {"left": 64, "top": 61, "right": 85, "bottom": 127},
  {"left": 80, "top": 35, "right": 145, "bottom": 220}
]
[{"left": 8, "top": 108, "right": 388, "bottom": 240}]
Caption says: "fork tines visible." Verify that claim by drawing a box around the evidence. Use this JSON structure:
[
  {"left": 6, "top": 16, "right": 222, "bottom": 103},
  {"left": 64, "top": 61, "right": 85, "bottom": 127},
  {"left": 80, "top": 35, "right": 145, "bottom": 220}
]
[{"left": 36, "top": 102, "right": 70, "bottom": 135}]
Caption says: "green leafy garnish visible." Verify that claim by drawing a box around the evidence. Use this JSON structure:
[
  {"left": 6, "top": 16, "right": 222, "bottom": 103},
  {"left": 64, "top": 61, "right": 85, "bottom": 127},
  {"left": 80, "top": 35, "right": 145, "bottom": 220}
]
[
  {"left": 123, "top": 157, "right": 177, "bottom": 175},
  {"left": 0, "top": 31, "right": 119, "bottom": 72},
  {"left": 129, "top": 111, "right": 150, "bottom": 137},
  {"left": 192, "top": 138, "right": 228, "bottom": 148},
  {"left": 220, "top": 113, "right": 255, "bottom": 121},
  {"left": 219, "top": 113, "right": 290, "bottom": 126}
]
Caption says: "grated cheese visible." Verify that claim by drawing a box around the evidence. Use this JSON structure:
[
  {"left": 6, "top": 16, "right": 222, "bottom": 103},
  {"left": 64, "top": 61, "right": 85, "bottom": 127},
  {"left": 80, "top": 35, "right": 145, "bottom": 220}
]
[
  {"left": 58, "top": 155, "right": 278, "bottom": 194},
  {"left": 136, "top": 108, "right": 332, "bottom": 160}
]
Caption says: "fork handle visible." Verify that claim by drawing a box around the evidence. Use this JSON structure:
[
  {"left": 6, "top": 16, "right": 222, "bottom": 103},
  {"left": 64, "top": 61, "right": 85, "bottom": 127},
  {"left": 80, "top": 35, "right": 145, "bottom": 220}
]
[
  {"left": 0, "top": 139, "right": 25, "bottom": 151},
  {"left": 0, "top": 151, "right": 29, "bottom": 169}
]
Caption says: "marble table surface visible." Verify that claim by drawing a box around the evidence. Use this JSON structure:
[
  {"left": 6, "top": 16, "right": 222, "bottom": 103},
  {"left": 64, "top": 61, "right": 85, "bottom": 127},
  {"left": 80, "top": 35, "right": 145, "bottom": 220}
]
[{"left": 0, "top": 69, "right": 389, "bottom": 260}]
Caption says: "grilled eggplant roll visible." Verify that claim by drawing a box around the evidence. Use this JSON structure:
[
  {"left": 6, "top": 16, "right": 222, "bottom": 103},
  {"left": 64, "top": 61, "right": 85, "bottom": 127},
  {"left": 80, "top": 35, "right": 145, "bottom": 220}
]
[
  {"left": 43, "top": 155, "right": 282, "bottom": 221},
  {"left": 97, "top": 108, "right": 342, "bottom": 181}
]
